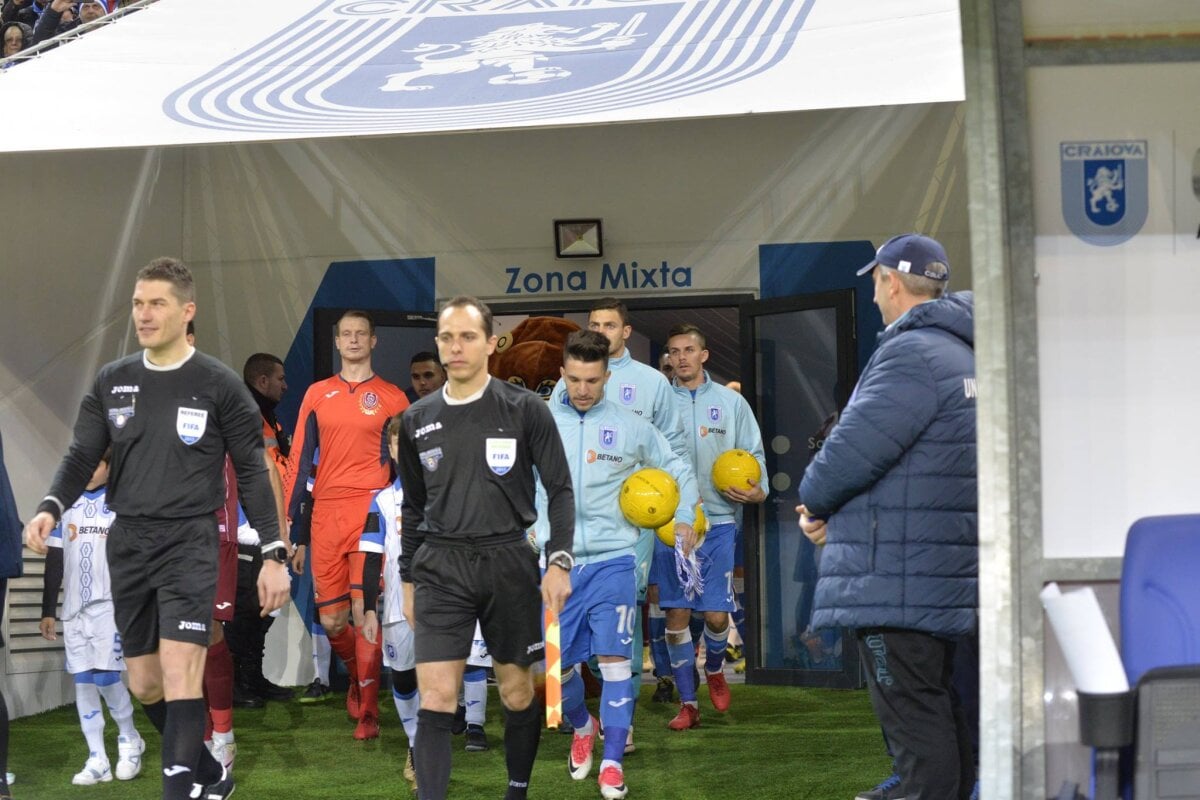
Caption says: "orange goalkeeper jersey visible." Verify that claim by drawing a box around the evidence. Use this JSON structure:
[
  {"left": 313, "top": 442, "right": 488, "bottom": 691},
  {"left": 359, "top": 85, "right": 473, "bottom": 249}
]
[{"left": 287, "top": 374, "right": 408, "bottom": 517}]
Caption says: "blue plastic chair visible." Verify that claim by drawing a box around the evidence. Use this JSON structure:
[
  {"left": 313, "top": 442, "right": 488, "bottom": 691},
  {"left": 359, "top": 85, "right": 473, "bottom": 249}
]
[
  {"left": 1120, "top": 514, "right": 1200, "bottom": 685},
  {"left": 1112, "top": 514, "right": 1200, "bottom": 799}
]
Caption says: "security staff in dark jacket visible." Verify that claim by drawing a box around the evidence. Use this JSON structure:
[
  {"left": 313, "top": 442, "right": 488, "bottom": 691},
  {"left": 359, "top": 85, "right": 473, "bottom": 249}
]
[{"left": 798, "top": 234, "right": 977, "bottom": 800}]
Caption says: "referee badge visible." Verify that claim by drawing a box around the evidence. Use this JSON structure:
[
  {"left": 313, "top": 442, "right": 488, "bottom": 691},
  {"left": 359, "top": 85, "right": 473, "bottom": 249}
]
[
  {"left": 107, "top": 405, "right": 135, "bottom": 429},
  {"left": 176, "top": 407, "right": 208, "bottom": 445},
  {"left": 486, "top": 437, "right": 517, "bottom": 476},
  {"left": 419, "top": 446, "right": 443, "bottom": 472}
]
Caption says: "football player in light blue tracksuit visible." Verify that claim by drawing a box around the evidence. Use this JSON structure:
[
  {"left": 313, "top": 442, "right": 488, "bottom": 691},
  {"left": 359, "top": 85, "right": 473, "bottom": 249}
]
[
  {"left": 652, "top": 323, "right": 767, "bottom": 731},
  {"left": 539, "top": 330, "right": 698, "bottom": 800},
  {"left": 550, "top": 298, "right": 691, "bottom": 718}
]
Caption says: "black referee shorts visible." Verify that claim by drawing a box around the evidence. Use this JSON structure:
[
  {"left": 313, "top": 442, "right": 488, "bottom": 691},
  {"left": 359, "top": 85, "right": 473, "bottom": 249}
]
[
  {"left": 107, "top": 515, "right": 219, "bottom": 657},
  {"left": 411, "top": 535, "right": 544, "bottom": 667}
]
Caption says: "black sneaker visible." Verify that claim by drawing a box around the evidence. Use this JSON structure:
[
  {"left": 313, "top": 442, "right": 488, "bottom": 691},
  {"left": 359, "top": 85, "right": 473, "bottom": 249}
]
[
  {"left": 232, "top": 680, "right": 265, "bottom": 709},
  {"left": 451, "top": 703, "right": 467, "bottom": 735},
  {"left": 464, "top": 724, "right": 489, "bottom": 752},
  {"left": 651, "top": 677, "right": 676, "bottom": 703},
  {"left": 298, "top": 679, "right": 331, "bottom": 704},
  {"left": 252, "top": 677, "right": 295, "bottom": 702},
  {"left": 201, "top": 766, "right": 236, "bottom": 800},
  {"left": 856, "top": 772, "right": 903, "bottom": 800}
]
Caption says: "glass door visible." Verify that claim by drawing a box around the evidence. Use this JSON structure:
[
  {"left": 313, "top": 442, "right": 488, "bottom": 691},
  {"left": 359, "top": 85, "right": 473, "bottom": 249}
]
[{"left": 740, "top": 290, "right": 861, "bottom": 688}]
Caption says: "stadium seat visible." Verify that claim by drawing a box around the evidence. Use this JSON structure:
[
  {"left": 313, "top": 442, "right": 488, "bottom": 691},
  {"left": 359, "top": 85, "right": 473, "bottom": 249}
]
[
  {"left": 1087, "top": 514, "right": 1200, "bottom": 800},
  {"left": 1131, "top": 665, "right": 1200, "bottom": 800},
  {"left": 1119, "top": 515, "right": 1200, "bottom": 686}
]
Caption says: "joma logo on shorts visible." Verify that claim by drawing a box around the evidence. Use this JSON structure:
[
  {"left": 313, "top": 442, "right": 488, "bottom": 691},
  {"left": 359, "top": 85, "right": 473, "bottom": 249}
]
[
  {"left": 177, "top": 620, "right": 207, "bottom": 632},
  {"left": 526, "top": 641, "right": 545, "bottom": 655}
]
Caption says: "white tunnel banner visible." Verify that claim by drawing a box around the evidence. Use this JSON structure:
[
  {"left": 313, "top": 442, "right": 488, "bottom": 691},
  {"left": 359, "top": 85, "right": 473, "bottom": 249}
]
[{"left": 0, "top": 0, "right": 963, "bottom": 153}]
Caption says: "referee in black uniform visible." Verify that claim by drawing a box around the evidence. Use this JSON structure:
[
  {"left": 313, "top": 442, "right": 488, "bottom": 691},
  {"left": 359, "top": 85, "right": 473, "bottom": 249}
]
[
  {"left": 398, "top": 296, "right": 574, "bottom": 800},
  {"left": 24, "top": 258, "right": 291, "bottom": 800}
]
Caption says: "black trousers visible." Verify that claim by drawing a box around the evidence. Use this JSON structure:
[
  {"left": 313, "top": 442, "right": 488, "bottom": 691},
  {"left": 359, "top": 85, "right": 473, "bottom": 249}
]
[
  {"left": 857, "top": 628, "right": 975, "bottom": 800},
  {"left": 223, "top": 546, "right": 275, "bottom": 681}
]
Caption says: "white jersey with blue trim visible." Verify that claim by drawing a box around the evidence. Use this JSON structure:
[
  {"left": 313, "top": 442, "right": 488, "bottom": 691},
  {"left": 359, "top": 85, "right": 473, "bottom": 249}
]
[
  {"left": 360, "top": 479, "right": 406, "bottom": 625},
  {"left": 47, "top": 487, "right": 115, "bottom": 620}
]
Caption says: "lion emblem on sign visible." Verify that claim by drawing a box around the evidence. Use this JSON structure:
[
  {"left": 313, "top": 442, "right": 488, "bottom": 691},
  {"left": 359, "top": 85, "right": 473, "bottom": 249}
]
[
  {"left": 380, "top": 17, "right": 645, "bottom": 92},
  {"left": 1087, "top": 164, "right": 1124, "bottom": 214}
]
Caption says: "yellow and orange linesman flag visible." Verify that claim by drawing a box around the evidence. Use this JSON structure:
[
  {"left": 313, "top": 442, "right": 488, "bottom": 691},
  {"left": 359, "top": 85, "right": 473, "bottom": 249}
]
[{"left": 544, "top": 606, "right": 562, "bottom": 728}]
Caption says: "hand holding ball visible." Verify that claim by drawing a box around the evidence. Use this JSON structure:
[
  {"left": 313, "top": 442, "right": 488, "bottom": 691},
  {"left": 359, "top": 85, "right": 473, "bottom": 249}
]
[
  {"left": 712, "top": 448, "right": 762, "bottom": 492},
  {"left": 656, "top": 502, "right": 708, "bottom": 549}
]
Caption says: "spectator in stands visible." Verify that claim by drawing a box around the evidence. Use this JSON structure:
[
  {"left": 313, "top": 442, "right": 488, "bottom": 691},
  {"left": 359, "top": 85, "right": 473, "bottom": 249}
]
[
  {"left": 77, "top": 0, "right": 104, "bottom": 22},
  {"left": 1, "top": 20, "right": 31, "bottom": 57},
  {"left": 15, "top": 0, "right": 105, "bottom": 51},
  {"left": 1, "top": 0, "right": 47, "bottom": 27},
  {"left": 31, "top": 0, "right": 76, "bottom": 46}
]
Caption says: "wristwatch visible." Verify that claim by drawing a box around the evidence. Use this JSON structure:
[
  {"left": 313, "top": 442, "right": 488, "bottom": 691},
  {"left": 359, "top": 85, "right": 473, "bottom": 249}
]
[
  {"left": 546, "top": 551, "right": 574, "bottom": 572},
  {"left": 262, "top": 544, "right": 288, "bottom": 564}
]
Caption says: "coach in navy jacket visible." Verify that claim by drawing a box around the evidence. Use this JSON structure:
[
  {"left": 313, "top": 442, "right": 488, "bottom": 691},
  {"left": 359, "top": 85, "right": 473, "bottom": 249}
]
[{"left": 798, "top": 234, "right": 977, "bottom": 800}]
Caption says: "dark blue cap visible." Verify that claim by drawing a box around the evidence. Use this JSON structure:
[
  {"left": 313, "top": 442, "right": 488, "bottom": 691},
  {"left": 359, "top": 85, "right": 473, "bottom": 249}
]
[{"left": 857, "top": 234, "right": 950, "bottom": 281}]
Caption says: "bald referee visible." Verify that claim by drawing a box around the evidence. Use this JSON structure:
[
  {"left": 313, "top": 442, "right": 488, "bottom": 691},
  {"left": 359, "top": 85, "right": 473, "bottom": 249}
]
[
  {"left": 398, "top": 296, "right": 574, "bottom": 800},
  {"left": 24, "top": 257, "right": 290, "bottom": 800}
]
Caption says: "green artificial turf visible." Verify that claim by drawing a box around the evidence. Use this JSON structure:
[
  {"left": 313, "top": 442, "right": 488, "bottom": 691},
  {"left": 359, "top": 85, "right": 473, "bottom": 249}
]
[{"left": 7, "top": 683, "right": 889, "bottom": 799}]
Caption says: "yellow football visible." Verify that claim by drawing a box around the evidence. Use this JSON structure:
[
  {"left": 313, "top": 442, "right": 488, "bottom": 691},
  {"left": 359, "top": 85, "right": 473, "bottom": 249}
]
[
  {"left": 619, "top": 468, "right": 680, "bottom": 529},
  {"left": 712, "top": 449, "right": 762, "bottom": 493},
  {"left": 656, "top": 503, "right": 708, "bottom": 548}
]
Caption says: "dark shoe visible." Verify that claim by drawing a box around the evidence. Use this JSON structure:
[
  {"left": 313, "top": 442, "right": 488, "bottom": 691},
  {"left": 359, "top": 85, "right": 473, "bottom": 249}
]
[
  {"left": 251, "top": 677, "right": 295, "bottom": 702},
  {"left": 464, "top": 724, "right": 489, "bottom": 752},
  {"left": 298, "top": 679, "right": 331, "bottom": 704},
  {"left": 200, "top": 765, "right": 236, "bottom": 800},
  {"left": 651, "top": 676, "right": 676, "bottom": 703},
  {"left": 451, "top": 703, "right": 467, "bottom": 735},
  {"left": 231, "top": 680, "right": 265, "bottom": 709},
  {"left": 856, "top": 772, "right": 903, "bottom": 800}
]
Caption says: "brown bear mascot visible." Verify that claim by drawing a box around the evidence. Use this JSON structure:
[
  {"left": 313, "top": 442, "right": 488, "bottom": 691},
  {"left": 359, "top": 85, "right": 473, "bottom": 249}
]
[{"left": 488, "top": 316, "right": 581, "bottom": 400}]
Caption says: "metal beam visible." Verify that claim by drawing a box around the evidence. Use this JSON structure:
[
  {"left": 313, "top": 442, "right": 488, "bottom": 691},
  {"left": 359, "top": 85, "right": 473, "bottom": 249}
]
[
  {"left": 1026, "top": 37, "right": 1200, "bottom": 67},
  {"left": 961, "top": 0, "right": 1044, "bottom": 798}
]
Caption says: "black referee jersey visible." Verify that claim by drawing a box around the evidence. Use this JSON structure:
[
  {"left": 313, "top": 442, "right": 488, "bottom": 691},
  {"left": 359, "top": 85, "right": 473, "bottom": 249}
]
[
  {"left": 41, "top": 349, "right": 281, "bottom": 545},
  {"left": 397, "top": 377, "right": 573, "bottom": 581}
]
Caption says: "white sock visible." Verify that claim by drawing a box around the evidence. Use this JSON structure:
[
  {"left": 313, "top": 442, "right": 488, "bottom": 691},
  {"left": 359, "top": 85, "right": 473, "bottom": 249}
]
[
  {"left": 74, "top": 680, "right": 107, "bottom": 760},
  {"left": 393, "top": 690, "right": 419, "bottom": 745},
  {"left": 312, "top": 624, "right": 331, "bottom": 686},
  {"left": 463, "top": 671, "right": 488, "bottom": 726},
  {"left": 96, "top": 678, "right": 138, "bottom": 740}
]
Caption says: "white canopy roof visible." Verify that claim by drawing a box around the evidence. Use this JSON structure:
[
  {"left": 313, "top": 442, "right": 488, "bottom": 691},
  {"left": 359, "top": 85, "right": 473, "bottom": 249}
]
[{"left": 0, "top": 0, "right": 963, "bottom": 153}]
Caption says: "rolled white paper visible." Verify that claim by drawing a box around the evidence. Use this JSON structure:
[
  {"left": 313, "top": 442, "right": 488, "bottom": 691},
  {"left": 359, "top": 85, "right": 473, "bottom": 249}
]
[{"left": 1040, "top": 582, "right": 1130, "bottom": 694}]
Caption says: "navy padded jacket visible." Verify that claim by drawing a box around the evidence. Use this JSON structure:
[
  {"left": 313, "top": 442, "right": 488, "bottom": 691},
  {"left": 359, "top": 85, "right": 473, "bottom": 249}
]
[{"left": 799, "top": 291, "right": 977, "bottom": 636}]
